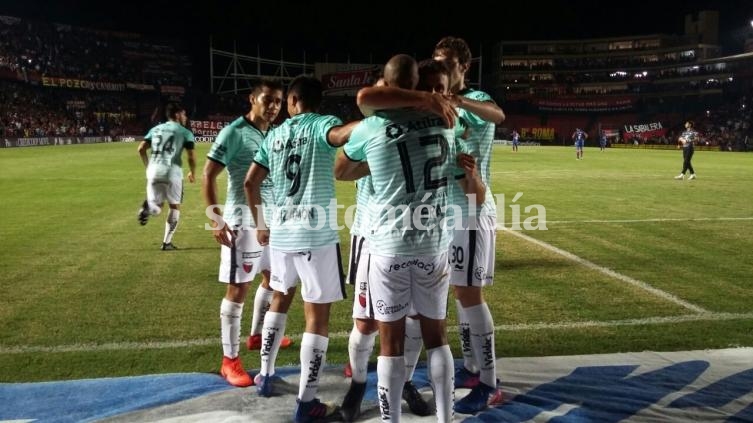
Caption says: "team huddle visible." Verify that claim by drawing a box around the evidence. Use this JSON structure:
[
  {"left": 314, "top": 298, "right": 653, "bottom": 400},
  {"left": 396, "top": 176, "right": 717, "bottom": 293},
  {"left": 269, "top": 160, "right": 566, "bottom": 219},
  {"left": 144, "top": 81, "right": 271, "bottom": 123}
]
[{"left": 136, "top": 36, "right": 505, "bottom": 423}]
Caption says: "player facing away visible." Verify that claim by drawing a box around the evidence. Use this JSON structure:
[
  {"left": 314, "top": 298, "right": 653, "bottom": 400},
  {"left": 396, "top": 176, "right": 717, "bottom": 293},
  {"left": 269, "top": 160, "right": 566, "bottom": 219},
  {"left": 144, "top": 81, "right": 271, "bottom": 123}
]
[
  {"left": 434, "top": 35, "right": 506, "bottom": 414},
  {"left": 675, "top": 120, "right": 698, "bottom": 180},
  {"left": 512, "top": 130, "right": 520, "bottom": 152},
  {"left": 338, "top": 53, "right": 486, "bottom": 423},
  {"left": 572, "top": 128, "right": 587, "bottom": 159},
  {"left": 335, "top": 59, "right": 458, "bottom": 422},
  {"left": 244, "top": 75, "right": 359, "bottom": 423},
  {"left": 137, "top": 103, "right": 196, "bottom": 250},
  {"left": 202, "top": 79, "right": 292, "bottom": 388}
]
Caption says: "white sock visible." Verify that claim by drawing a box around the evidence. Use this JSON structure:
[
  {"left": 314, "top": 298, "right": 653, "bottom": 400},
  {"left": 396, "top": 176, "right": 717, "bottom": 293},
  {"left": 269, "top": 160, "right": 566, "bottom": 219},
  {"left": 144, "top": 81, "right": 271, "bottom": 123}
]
[
  {"left": 147, "top": 201, "right": 162, "bottom": 215},
  {"left": 403, "top": 317, "right": 423, "bottom": 381},
  {"left": 259, "top": 311, "right": 287, "bottom": 376},
  {"left": 377, "top": 356, "right": 405, "bottom": 423},
  {"left": 456, "top": 299, "right": 476, "bottom": 372},
  {"left": 220, "top": 299, "right": 243, "bottom": 358},
  {"left": 298, "top": 332, "right": 328, "bottom": 402},
  {"left": 163, "top": 209, "right": 180, "bottom": 244},
  {"left": 428, "top": 345, "right": 454, "bottom": 423},
  {"left": 348, "top": 326, "right": 377, "bottom": 383},
  {"left": 250, "top": 286, "right": 273, "bottom": 335},
  {"left": 466, "top": 303, "right": 496, "bottom": 387}
]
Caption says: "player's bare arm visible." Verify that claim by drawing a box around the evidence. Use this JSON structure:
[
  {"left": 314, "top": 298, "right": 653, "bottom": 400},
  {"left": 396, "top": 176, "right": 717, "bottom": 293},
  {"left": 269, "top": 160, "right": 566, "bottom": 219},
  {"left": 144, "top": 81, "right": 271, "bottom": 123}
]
[
  {"left": 450, "top": 95, "right": 505, "bottom": 124},
  {"left": 356, "top": 86, "right": 457, "bottom": 128},
  {"left": 137, "top": 141, "right": 149, "bottom": 167},
  {"left": 334, "top": 151, "right": 370, "bottom": 181},
  {"left": 186, "top": 148, "right": 196, "bottom": 183},
  {"left": 457, "top": 153, "right": 486, "bottom": 205},
  {"left": 327, "top": 120, "right": 361, "bottom": 147},
  {"left": 202, "top": 159, "right": 233, "bottom": 247},
  {"left": 243, "top": 163, "right": 270, "bottom": 245}
]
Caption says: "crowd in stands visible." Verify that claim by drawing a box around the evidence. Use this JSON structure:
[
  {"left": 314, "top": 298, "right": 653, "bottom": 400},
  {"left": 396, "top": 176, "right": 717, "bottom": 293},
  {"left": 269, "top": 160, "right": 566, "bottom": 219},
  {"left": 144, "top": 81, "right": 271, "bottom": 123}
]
[
  {"left": 0, "top": 80, "right": 149, "bottom": 137},
  {"left": 0, "top": 15, "right": 190, "bottom": 86}
]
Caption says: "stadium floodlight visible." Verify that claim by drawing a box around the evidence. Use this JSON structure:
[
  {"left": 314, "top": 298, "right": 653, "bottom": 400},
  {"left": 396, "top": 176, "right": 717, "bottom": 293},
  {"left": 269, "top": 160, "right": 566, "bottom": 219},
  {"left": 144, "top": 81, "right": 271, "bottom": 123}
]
[{"left": 750, "top": 19, "right": 752, "bottom": 28}]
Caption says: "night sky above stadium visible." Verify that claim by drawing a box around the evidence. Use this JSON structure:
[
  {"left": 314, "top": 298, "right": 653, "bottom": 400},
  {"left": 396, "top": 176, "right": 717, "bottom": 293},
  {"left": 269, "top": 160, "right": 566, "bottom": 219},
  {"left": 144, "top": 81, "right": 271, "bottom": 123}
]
[{"left": 2, "top": 0, "right": 752, "bottom": 90}]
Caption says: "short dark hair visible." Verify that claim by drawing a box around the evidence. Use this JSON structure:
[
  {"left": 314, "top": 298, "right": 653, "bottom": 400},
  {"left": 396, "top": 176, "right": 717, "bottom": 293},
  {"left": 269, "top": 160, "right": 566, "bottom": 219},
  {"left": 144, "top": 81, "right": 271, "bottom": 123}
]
[
  {"left": 165, "top": 103, "right": 185, "bottom": 120},
  {"left": 287, "top": 75, "right": 323, "bottom": 110},
  {"left": 686, "top": 120, "right": 694, "bottom": 128},
  {"left": 433, "top": 36, "right": 472, "bottom": 65},
  {"left": 417, "top": 59, "right": 450, "bottom": 91},
  {"left": 254, "top": 78, "right": 284, "bottom": 94}
]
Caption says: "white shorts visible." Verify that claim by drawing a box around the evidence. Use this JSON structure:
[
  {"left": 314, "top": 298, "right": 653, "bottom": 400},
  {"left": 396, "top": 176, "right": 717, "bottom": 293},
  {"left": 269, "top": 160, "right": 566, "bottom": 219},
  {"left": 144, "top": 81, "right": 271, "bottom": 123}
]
[
  {"left": 147, "top": 177, "right": 183, "bottom": 206},
  {"left": 269, "top": 244, "right": 345, "bottom": 304},
  {"left": 348, "top": 236, "right": 372, "bottom": 319},
  {"left": 368, "top": 252, "right": 449, "bottom": 322},
  {"left": 219, "top": 227, "right": 265, "bottom": 283},
  {"left": 449, "top": 214, "right": 496, "bottom": 287}
]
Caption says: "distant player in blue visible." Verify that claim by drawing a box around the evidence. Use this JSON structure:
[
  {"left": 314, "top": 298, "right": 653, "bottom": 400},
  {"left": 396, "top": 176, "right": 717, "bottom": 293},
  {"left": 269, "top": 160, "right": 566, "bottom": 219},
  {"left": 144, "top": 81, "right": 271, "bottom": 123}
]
[
  {"left": 136, "top": 103, "right": 196, "bottom": 250},
  {"left": 599, "top": 131, "right": 607, "bottom": 151},
  {"left": 512, "top": 129, "right": 520, "bottom": 152},
  {"left": 572, "top": 128, "right": 587, "bottom": 159},
  {"left": 244, "top": 75, "right": 359, "bottom": 423}
]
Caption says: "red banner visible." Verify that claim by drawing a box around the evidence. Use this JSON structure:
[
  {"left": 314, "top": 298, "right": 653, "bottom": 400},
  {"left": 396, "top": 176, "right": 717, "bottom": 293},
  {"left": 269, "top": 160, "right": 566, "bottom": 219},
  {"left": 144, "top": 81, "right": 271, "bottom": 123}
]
[
  {"left": 623, "top": 122, "right": 667, "bottom": 139},
  {"left": 534, "top": 96, "right": 635, "bottom": 112}
]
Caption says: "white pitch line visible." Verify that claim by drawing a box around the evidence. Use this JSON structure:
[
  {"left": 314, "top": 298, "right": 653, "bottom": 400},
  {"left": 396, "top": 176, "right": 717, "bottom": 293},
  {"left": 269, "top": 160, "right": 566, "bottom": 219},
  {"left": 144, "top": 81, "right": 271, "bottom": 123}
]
[
  {"left": 542, "top": 216, "right": 753, "bottom": 225},
  {"left": 2, "top": 312, "right": 753, "bottom": 355},
  {"left": 503, "top": 228, "right": 709, "bottom": 314}
]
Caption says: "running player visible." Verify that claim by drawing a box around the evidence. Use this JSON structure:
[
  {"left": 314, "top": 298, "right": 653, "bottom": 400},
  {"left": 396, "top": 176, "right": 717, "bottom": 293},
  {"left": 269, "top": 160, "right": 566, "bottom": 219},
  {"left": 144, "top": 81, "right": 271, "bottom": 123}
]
[{"left": 137, "top": 103, "right": 196, "bottom": 250}]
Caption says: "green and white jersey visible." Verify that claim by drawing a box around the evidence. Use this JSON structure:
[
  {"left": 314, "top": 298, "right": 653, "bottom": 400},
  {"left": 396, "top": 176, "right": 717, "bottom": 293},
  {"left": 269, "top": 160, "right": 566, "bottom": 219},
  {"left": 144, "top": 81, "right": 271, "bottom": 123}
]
[
  {"left": 254, "top": 113, "right": 342, "bottom": 251},
  {"left": 207, "top": 116, "right": 273, "bottom": 228},
  {"left": 351, "top": 175, "right": 374, "bottom": 237},
  {"left": 455, "top": 88, "right": 496, "bottom": 217},
  {"left": 344, "top": 108, "right": 458, "bottom": 256},
  {"left": 144, "top": 121, "right": 195, "bottom": 180}
]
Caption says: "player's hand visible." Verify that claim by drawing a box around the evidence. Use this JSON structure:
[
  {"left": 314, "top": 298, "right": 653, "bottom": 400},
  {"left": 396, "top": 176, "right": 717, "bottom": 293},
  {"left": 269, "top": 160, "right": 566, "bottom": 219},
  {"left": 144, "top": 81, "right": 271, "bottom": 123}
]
[
  {"left": 419, "top": 92, "right": 457, "bottom": 129},
  {"left": 457, "top": 153, "right": 478, "bottom": 177},
  {"left": 187, "top": 171, "right": 195, "bottom": 183},
  {"left": 257, "top": 229, "right": 270, "bottom": 246},
  {"left": 211, "top": 218, "right": 233, "bottom": 247}
]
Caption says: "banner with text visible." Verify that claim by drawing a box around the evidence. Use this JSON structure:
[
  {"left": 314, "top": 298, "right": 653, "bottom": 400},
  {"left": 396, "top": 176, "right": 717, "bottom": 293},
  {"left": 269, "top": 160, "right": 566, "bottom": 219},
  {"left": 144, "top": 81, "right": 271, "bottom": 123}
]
[
  {"left": 520, "top": 127, "right": 555, "bottom": 141},
  {"left": 534, "top": 96, "right": 635, "bottom": 112},
  {"left": 41, "top": 76, "right": 125, "bottom": 91},
  {"left": 623, "top": 122, "right": 666, "bottom": 140},
  {"left": 321, "top": 68, "right": 379, "bottom": 95},
  {"left": 1, "top": 136, "right": 114, "bottom": 148}
]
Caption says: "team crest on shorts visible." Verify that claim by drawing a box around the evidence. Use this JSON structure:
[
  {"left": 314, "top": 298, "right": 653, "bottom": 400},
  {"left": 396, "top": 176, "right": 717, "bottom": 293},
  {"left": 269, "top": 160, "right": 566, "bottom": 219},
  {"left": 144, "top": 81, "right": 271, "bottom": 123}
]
[
  {"left": 359, "top": 293, "right": 367, "bottom": 308},
  {"left": 243, "top": 262, "right": 254, "bottom": 273},
  {"left": 474, "top": 266, "right": 486, "bottom": 281}
]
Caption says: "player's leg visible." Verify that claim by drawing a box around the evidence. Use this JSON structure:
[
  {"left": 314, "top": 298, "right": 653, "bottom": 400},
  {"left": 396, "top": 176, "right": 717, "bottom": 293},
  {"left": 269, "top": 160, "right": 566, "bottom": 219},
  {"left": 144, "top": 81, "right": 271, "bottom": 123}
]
[
  {"left": 218, "top": 227, "right": 261, "bottom": 387},
  {"left": 412, "top": 252, "right": 453, "bottom": 422},
  {"left": 161, "top": 178, "right": 183, "bottom": 249},
  {"left": 453, "top": 216, "right": 503, "bottom": 414},
  {"left": 341, "top": 239, "right": 377, "bottom": 421},
  {"left": 247, "top": 246, "right": 293, "bottom": 350},
  {"left": 449, "top": 225, "right": 479, "bottom": 386},
  {"left": 369, "top": 254, "right": 412, "bottom": 422},
  {"left": 293, "top": 243, "right": 345, "bottom": 421},
  {"left": 139, "top": 179, "right": 164, "bottom": 225},
  {"left": 402, "top": 310, "right": 431, "bottom": 416},
  {"left": 256, "top": 248, "right": 297, "bottom": 396}
]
